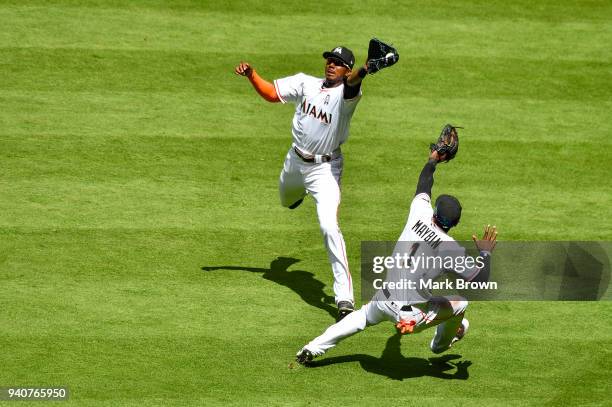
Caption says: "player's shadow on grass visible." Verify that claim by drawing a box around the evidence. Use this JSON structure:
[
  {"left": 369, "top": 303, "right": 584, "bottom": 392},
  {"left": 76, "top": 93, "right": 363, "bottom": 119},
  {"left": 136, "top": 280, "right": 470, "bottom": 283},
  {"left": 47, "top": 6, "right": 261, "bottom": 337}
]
[
  {"left": 309, "top": 333, "right": 471, "bottom": 380},
  {"left": 201, "top": 257, "right": 336, "bottom": 319}
]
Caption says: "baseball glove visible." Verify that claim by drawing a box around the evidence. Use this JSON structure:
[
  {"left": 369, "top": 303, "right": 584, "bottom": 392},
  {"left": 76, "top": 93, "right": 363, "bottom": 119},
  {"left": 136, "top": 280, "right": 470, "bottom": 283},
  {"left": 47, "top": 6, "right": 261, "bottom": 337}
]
[
  {"left": 430, "top": 124, "right": 460, "bottom": 162},
  {"left": 366, "top": 38, "right": 399, "bottom": 74}
]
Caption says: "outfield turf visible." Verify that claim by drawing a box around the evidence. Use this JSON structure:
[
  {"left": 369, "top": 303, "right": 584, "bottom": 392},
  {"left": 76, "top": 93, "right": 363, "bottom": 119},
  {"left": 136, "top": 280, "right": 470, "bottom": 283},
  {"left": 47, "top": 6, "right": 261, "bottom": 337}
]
[{"left": 1, "top": 1, "right": 611, "bottom": 405}]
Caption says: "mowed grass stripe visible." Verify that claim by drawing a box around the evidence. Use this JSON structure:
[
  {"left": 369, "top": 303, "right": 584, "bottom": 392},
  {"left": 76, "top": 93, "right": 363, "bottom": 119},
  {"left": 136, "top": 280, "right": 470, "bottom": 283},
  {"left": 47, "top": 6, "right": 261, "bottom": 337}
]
[
  {"left": 1, "top": 47, "right": 610, "bottom": 102},
  {"left": 2, "top": 0, "right": 612, "bottom": 21},
  {"left": 1, "top": 135, "right": 610, "bottom": 236},
  {"left": 0, "top": 93, "right": 289, "bottom": 140},
  {"left": 0, "top": 308, "right": 608, "bottom": 406},
  {"left": 2, "top": 135, "right": 608, "bottom": 179},
  {"left": 1, "top": 144, "right": 610, "bottom": 234},
  {"left": 1, "top": 2, "right": 611, "bottom": 64},
  {"left": 0, "top": 286, "right": 338, "bottom": 338},
  {"left": 2, "top": 91, "right": 611, "bottom": 142}
]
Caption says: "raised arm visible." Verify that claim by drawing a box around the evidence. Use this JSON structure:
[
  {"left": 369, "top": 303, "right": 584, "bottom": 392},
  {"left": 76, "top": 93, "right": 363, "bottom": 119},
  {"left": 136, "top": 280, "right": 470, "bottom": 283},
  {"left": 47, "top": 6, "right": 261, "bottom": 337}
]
[
  {"left": 343, "top": 63, "right": 368, "bottom": 99},
  {"left": 345, "top": 38, "right": 399, "bottom": 99},
  {"left": 448, "top": 225, "right": 497, "bottom": 283},
  {"left": 234, "top": 62, "right": 281, "bottom": 103},
  {"left": 469, "top": 225, "right": 498, "bottom": 283},
  {"left": 415, "top": 150, "right": 444, "bottom": 196},
  {"left": 346, "top": 63, "right": 368, "bottom": 87}
]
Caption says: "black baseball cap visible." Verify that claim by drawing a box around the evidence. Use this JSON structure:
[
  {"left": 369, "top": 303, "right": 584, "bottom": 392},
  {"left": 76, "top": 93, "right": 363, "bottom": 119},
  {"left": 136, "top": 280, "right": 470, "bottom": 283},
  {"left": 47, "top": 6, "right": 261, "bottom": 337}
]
[
  {"left": 322, "top": 46, "right": 355, "bottom": 69},
  {"left": 434, "top": 194, "right": 462, "bottom": 230}
]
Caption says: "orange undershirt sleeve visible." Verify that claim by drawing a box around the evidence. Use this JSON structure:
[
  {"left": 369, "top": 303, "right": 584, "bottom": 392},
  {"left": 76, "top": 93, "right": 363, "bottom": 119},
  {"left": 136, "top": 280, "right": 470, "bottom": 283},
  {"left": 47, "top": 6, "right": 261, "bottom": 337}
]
[{"left": 247, "top": 70, "right": 281, "bottom": 103}]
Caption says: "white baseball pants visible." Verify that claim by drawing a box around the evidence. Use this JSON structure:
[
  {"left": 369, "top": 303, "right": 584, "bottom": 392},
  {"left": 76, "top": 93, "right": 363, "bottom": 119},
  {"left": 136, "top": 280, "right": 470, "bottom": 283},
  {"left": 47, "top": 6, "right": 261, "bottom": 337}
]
[
  {"left": 279, "top": 147, "right": 353, "bottom": 304},
  {"left": 303, "top": 297, "right": 468, "bottom": 356}
]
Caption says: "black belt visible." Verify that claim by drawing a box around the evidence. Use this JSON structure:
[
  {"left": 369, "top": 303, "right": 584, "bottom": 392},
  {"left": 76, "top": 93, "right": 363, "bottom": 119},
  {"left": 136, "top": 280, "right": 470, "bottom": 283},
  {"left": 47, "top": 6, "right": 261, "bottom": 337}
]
[
  {"left": 293, "top": 146, "right": 332, "bottom": 163},
  {"left": 383, "top": 288, "right": 412, "bottom": 312}
]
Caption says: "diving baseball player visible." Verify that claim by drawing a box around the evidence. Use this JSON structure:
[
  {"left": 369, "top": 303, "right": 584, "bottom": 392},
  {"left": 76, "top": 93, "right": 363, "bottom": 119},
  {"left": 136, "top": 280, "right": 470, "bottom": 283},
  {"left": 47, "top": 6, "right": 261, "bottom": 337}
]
[
  {"left": 295, "top": 126, "right": 498, "bottom": 364},
  {"left": 234, "top": 40, "right": 399, "bottom": 321}
]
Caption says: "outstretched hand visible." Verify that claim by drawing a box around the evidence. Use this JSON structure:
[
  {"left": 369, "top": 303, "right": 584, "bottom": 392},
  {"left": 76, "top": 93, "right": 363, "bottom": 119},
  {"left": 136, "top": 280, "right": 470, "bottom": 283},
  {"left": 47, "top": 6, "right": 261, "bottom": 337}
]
[
  {"left": 234, "top": 62, "right": 252, "bottom": 77},
  {"left": 429, "top": 150, "right": 446, "bottom": 163},
  {"left": 472, "top": 225, "right": 498, "bottom": 252}
]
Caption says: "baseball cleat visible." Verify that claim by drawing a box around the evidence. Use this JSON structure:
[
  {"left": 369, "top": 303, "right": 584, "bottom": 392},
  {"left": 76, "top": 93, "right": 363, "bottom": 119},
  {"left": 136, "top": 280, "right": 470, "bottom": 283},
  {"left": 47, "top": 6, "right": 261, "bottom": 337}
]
[
  {"left": 295, "top": 348, "right": 314, "bottom": 365},
  {"left": 451, "top": 318, "right": 469, "bottom": 346},
  {"left": 288, "top": 198, "right": 304, "bottom": 209},
  {"left": 430, "top": 318, "right": 469, "bottom": 354},
  {"left": 336, "top": 301, "right": 354, "bottom": 322}
]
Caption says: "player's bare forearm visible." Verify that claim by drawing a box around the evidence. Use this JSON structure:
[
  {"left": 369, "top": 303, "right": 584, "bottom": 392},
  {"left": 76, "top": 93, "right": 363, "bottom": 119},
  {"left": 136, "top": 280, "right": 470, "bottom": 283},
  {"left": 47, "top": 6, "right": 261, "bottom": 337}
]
[{"left": 234, "top": 62, "right": 280, "bottom": 103}]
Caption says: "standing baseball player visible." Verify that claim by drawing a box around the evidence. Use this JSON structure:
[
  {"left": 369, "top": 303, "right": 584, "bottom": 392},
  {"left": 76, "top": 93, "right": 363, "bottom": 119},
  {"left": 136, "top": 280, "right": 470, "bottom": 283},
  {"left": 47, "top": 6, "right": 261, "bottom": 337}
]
[
  {"left": 295, "top": 125, "right": 498, "bottom": 364},
  {"left": 234, "top": 40, "right": 399, "bottom": 321}
]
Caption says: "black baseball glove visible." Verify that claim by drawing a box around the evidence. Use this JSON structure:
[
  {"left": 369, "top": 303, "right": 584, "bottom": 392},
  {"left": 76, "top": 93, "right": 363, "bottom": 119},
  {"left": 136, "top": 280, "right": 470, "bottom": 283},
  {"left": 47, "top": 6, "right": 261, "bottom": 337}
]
[
  {"left": 430, "top": 124, "right": 460, "bottom": 162},
  {"left": 366, "top": 38, "right": 399, "bottom": 74}
]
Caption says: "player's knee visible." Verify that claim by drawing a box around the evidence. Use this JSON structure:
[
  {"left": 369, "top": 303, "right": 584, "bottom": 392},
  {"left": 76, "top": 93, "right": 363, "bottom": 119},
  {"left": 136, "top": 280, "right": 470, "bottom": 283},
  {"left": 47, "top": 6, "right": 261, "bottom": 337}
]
[
  {"left": 354, "top": 313, "right": 367, "bottom": 332},
  {"left": 343, "top": 308, "right": 367, "bottom": 332},
  {"left": 319, "top": 221, "right": 339, "bottom": 237},
  {"left": 452, "top": 299, "right": 468, "bottom": 315}
]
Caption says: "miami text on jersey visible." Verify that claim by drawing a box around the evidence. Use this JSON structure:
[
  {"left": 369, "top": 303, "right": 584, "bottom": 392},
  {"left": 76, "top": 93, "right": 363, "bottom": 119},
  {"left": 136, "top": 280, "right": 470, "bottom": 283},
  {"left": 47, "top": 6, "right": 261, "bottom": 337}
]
[{"left": 301, "top": 100, "right": 332, "bottom": 124}]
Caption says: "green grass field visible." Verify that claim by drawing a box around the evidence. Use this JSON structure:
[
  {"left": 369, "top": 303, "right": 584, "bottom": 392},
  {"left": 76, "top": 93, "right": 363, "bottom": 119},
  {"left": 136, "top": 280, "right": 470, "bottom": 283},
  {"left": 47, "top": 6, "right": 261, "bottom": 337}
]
[{"left": 1, "top": 1, "right": 611, "bottom": 405}]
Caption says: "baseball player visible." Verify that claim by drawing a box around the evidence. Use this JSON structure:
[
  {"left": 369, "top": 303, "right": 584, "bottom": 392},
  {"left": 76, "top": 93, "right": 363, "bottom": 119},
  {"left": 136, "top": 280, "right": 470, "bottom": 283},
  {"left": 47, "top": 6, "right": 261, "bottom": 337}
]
[
  {"left": 234, "top": 40, "right": 399, "bottom": 321},
  {"left": 295, "top": 132, "right": 498, "bottom": 364}
]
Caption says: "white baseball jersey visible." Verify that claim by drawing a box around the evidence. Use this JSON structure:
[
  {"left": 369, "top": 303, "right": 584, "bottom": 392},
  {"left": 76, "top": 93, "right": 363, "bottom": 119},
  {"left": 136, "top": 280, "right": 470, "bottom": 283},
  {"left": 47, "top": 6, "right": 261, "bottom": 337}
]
[
  {"left": 375, "top": 193, "right": 479, "bottom": 305},
  {"left": 274, "top": 73, "right": 362, "bottom": 155}
]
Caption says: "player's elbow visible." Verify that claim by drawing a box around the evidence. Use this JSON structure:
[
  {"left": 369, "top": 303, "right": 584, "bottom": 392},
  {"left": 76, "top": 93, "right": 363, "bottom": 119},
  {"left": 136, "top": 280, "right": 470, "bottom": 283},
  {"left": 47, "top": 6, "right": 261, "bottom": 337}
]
[
  {"left": 264, "top": 94, "right": 281, "bottom": 103},
  {"left": 253, "top": 82, "right": 281, "bottom": 103}
]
